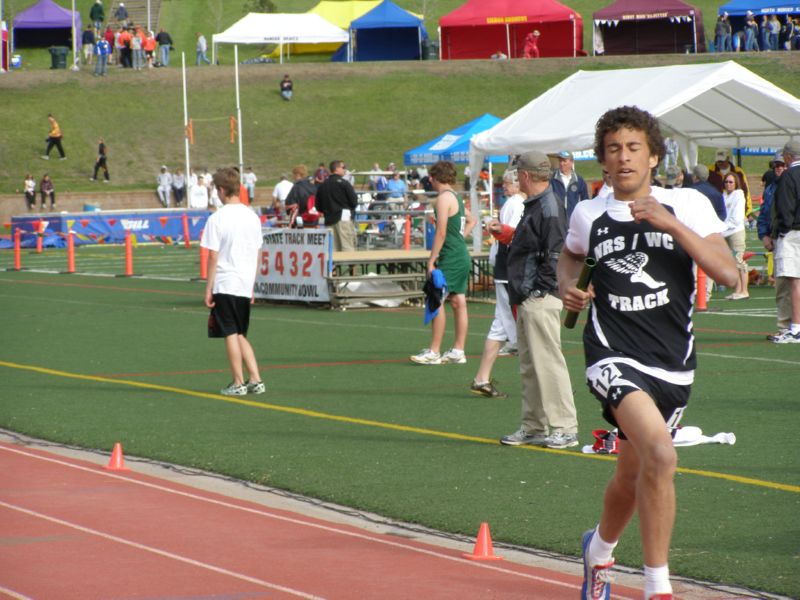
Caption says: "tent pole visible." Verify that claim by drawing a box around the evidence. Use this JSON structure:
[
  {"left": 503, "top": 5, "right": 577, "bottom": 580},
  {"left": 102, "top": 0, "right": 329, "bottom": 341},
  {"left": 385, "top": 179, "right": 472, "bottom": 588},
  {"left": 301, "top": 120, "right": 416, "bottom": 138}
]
[
  {"left": 505, "top": 24, "right": 510, "bottom": 57},
  {"left": 181, "top": 52, "right": 192, "bottom": 203},
  {"left": 488, "top": 162, "right": 493, "bottom": 216},
  {"left": 692, "top": 14, "right": 698, "bottom": 53},
  {"left": 235, "top": 44, "right": 244, "bottom": 182},
  {"left": 573, "top": 17, "right": 577, "bottom": 58},
  {"left": 70, "top": 0, "right": 79, "bottom": 71}
]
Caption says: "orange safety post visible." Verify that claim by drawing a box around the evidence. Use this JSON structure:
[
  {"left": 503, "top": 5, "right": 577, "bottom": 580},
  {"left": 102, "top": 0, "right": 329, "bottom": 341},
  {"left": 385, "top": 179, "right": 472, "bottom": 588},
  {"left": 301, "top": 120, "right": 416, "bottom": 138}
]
[
  {"left": 124, "top": 230, "right": 134, "bottom": 276},
  {"left": 36, "top": 227, "right": 43, "bottom": 253},
  {"left": 696, "top": 267, "right": 708, "bottom": 312},
  {"left": 13, "top": 229, "right": 22, "bottom": 271},
  {"left": 229, "top": 116, "right": 236, "bottom": 144},
  {"left": 182, "top": 213, "right": 191, "bottom": 249},
  {"left": 66, "top": 231, "right": 75, "bottom": 274},
  {"left": 403, "top": 214, "right": 411, "bottom": 250},
  {"left": 199, "top": 244, "right": 208, "bottom": 280}
]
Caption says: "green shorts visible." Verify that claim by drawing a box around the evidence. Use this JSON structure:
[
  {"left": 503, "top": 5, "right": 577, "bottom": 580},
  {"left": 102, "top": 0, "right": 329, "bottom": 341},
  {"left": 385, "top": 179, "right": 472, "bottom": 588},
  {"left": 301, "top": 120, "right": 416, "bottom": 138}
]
[{"left": 438, "top": 251, "right": 470, "bottom": 295}]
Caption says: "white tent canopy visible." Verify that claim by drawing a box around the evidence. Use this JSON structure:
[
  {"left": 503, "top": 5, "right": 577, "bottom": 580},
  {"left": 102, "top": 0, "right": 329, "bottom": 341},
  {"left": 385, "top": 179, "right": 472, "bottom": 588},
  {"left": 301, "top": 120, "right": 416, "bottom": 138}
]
[
  {"left": 467, "top": 60, "right": 800, "bottom": 250},
  {"left": 212, "top": 13, "right": 349, "bottom": 64}
]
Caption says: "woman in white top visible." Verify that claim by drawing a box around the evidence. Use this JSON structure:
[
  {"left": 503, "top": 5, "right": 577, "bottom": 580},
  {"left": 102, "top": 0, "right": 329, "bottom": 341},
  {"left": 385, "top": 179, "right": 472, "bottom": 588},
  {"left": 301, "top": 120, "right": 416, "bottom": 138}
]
[
  {"left": 23, "top": 174, "right": 36, "bottom": 211},
  {"left": 721, "top": 174, "right": 748, "bottom": 300}
]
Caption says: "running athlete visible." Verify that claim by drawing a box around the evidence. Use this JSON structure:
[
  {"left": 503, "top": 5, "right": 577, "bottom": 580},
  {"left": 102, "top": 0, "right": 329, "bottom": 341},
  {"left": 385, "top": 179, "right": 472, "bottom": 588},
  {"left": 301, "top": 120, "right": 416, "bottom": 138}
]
[
  {"left": 557, "top": 106, "right": 738, "bottom": 600},
  {"left": 410, "top": 160, "right": 476, "bottom": 365}
]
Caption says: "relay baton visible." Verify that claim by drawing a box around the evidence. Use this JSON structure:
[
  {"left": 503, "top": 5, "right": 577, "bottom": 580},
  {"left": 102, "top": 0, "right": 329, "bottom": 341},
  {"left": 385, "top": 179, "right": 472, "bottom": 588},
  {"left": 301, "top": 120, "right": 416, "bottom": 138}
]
[{"left": 563, "top": 257, "right": 597, "bottom": 329}]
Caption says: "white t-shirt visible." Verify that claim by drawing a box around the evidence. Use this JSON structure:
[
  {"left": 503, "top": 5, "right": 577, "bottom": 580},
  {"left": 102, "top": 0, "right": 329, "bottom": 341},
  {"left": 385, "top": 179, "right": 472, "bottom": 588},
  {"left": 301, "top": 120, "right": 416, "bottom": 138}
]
[
  {"left": 721, "top": 189, "right": 745, "bottom": 237},
  {"left": 272, "top": 179, "right": 294, "bottom": 202},
  {"left": 201, "top": 203, "right": 263, "bottom": 298},
  {"left": 565, "top": 186, "right": 724, "bottom": 258},
  {"left": 243, "top": 172, "right": 258, "bottom": 186},
  {"left": 489, "top": 192, "right": 526, "bottom": 268}
]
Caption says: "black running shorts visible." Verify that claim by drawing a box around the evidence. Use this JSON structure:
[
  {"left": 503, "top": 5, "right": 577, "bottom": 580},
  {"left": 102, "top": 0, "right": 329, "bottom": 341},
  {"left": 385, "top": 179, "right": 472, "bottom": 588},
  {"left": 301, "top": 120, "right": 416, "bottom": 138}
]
[
  {"left": 585, "top": 360, "right": 690, "bottom": 440},
  {"left": 208, "top": 293, "right": 251, "bottom": 338}
]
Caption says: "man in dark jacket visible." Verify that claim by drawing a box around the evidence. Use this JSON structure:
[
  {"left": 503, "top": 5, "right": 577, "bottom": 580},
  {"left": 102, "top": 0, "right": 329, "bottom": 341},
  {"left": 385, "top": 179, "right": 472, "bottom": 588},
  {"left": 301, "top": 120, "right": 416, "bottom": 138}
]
[
  {"left": 90, "top": 0, "right": 105, "bottom": 31},
  {"left": 493, "top": 150, "right": 578, "bottom": 450},
  {"left": 689, "top": 164, "right": 726, "bottom": 221},
  {"left": 550, "top": 151, "right": 589, "bottom": 220},
  {"left": 769, "top": 139, "right": 800, "bottom": 343},
  {"left": 315, "top": 160, "right": 359, "bottom": 251}
]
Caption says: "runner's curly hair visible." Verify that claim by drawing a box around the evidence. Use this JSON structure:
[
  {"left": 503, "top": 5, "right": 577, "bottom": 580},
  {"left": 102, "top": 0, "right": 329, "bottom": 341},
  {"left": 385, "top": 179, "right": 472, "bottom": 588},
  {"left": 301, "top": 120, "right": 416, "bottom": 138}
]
[{"left": 594, "top": 106, "right": 665, "bottom": 165}]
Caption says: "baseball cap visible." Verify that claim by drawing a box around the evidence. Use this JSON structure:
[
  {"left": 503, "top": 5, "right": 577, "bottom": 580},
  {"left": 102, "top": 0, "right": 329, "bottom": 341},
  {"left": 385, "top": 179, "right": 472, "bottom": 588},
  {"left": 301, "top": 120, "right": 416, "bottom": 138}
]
[
  {"left": 714, "top": 148, "right": 730, "bottom": 162},
  {"left": 782, "top": 139, "right": 800, "bottom": 157},
  {"left": 557, "top": 151, "right": 573, "bottom": 160},
  {"left": 665, "top": 165, "right": 680, "bottom": 185},
  {"left": 692, "top": 164, "right": 709, "bottom": 180},
  {"left": 513, "top": 150, "right": 551, "bottom": 176},
  {"left": 772, "top": 152, "right": 785, "bottom": 165}
]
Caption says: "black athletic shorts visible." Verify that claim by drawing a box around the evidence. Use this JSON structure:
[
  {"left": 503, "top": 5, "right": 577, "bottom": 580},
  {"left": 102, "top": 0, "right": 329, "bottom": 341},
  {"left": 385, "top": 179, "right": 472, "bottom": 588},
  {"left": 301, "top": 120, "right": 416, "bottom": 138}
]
[
  {"left": 585, "top": 360, "right": 690, "bottom": 440},
  {"left": 208, "top": 293, "right": 251, "bottom": 338}
]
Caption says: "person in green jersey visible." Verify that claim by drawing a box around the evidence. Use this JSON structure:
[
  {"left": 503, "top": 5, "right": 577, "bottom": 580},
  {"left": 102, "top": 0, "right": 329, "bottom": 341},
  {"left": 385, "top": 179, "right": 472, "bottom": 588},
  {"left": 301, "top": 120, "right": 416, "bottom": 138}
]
[{"left": 411, "top": 160, "right": 476, "bottom": 365}]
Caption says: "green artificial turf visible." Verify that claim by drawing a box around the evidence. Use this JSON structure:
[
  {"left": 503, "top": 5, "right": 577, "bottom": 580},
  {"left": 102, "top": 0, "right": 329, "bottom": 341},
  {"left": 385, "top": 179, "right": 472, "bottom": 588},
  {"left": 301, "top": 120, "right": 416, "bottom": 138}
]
[{"left": 0, "top": 269, "right": 798, "bottom": 596}]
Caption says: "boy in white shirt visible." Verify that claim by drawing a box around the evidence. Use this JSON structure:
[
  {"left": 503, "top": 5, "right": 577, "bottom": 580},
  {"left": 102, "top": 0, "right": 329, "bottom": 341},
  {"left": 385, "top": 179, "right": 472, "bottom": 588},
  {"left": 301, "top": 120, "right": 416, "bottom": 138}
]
[{"left": 202, "top": 167, "right": 265, "bottom": 396}]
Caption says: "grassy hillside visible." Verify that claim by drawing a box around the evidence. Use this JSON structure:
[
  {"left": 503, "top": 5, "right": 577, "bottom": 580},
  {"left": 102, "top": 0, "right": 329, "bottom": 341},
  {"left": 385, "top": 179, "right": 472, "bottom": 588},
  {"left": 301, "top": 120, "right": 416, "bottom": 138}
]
[{"left": 2, "top": 53, "right": 799, "bottom": 196}]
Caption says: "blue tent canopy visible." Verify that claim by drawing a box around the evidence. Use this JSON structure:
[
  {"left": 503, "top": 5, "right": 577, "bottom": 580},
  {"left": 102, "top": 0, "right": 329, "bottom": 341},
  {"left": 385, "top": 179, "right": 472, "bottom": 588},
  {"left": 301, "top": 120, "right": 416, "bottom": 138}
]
[
  {"left": 332, "top": 0, "right": 428, "bottom": 62},
  {"left": 718, "top": 0, "right": 800, "bottom": 15},
  {"left": 404, "top": 114, "right": 508, "bottom": 166}
]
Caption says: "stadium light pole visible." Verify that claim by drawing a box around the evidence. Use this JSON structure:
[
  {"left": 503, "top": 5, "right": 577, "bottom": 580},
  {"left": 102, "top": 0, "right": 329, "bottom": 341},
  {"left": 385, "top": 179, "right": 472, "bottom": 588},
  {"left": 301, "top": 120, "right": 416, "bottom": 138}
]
[
  {"left": 234, "top": 44, "right": 244, "bottom": 182},
  {"left": 147, "top": 0, "right": 151, "bottom": 33},
  {"left": 181, "top": 52, "right": 192, "bottom": 200}
]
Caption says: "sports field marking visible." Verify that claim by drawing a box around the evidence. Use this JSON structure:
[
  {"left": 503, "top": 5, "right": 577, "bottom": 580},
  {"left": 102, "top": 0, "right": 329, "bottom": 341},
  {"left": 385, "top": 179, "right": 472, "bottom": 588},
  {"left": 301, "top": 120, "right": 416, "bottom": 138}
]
[
  {"left": 0, "top": 585, "right": 33, "bottom": 600},
  {"left": 2, "top": 360, "right": 798, "bottom": 494},
  {"left": 0, "top": 445, "right": 614, "bottom": 597},
  {"left": 0, "top": 500, "right": 326, "bottom": 599}
]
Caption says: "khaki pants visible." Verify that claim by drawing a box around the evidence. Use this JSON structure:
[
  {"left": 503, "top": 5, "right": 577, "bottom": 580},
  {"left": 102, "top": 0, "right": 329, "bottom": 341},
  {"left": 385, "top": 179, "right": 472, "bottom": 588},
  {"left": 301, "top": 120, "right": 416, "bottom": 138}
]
[
  {"left": 333, "top": 220, "right": 356, "bottom": 252},
  {"left": 516, "top": 294, "right": 578, "bottom": 435},
  {"left": 776, "top": 276, "right": 792, "bottom": 330}
]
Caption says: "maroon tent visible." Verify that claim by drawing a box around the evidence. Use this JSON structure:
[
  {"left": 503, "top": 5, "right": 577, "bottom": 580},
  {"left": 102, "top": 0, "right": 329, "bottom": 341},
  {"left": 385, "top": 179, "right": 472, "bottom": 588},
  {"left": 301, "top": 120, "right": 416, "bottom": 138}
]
[
  {"left": 439, "top": 0, "right": 583, "bottom": 60},
  {"left": 593, "top": 0, "right": 705, "bottom": 55}
]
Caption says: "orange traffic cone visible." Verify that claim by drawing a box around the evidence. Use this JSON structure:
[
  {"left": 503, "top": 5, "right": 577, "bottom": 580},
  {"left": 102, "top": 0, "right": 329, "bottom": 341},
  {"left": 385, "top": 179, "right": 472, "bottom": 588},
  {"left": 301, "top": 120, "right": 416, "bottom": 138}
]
[
  {"left": 462, "top": 522, "right": 504, "bottom": 561},
  {"left": 105, "top": 442, "right": 130, "bottom": 471}
]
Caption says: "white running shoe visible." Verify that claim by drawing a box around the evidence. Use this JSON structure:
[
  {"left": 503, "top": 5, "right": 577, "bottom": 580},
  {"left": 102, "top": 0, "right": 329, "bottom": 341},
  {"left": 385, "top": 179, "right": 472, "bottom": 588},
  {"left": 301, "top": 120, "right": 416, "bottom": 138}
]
[
  {"left": 410, "top": 349, "right": 441, "bottom": 365},
  {"left": 441, "top": 348, "right": 467, "bottom": 364}
]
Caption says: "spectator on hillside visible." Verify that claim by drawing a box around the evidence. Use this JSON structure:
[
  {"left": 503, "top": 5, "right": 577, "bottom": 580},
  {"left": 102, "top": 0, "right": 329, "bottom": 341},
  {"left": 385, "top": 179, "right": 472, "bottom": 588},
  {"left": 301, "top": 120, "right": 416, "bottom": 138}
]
[
  {"left": 721, "top": 173, "right": 749, "bottom": 300},
  {"left": 40, "top": 173, "right": 55, "bottom": 210},
  {"left": 714, "top": 14, "right": 727, "bottom": 52},
  {"left": 91, "top": 138, "right": 110, "bottom": 182},
  {"left": 708, "top": 148, "right": 751, "bottom": 216},
  {"left": 724, "top": 12, "right": 733, "bottom": 50},
  {"left": 131, "top": 27, "right": 144, "bottom": 70},
  {"left": 114, "top": 2, "right": 128, "bottom": 27},
  {"left": 550, "top": 151, "right": 588, "bottom": 220},
  {"left": 94, "top": 34, "right": 110, "bottom": 76},
  {"left": 117, "top": 27, "right": 132, "bottom": 68},
  {"left": 280, "top": 74, "right": 293, "bottom": 100},
  {"left": 760, "top": 15, "right": 770, "bottom": 51},
  {"left": 23, "top": 174, "right": 36, "bottom": 211},
  {"left": 315, "top": 160, "right": 359, "bottom": 250},
  {"left": 156, "top": 28, "right": 173, "bottom": 66},
  {"left": 82, "top": 25, "right": 95, "bottom": 65},
  {"left": 157, "top": 165, "right": 173, "bottom": 207},
  {"left": 689, "top": 164, "right": 726, "bottom": 221},
  {"left": 490, "top": 49, "right": 508, "bottom": 60},
  {"left": 196, "top": 32, "right": 211, "bottom": 65},
  {"left": 758, "top": 153, "right": 791, "bottom": 340},
  {"left": 173, "top": 168, "right": 186, "bottom": 206},
  {"left": 143, "top": 30, "right": 156, "bottom": 68},
  {"left": 767, "top": 14, "right": 781, "bottom": 50},
  {"left": 470, "top": 170, "right": 526, "bottom": 398},
  {"left": 744, "top": 12, "right": 760, "bottom": 51},
  {"left": 103, "top": 25, "right": 115, "bottom": 64},
  {"left": 90, "top": 0, "right": 105, "bottom": 31},
  {"left": 42, "top": 113, "right": 65, "bottom": 160}
]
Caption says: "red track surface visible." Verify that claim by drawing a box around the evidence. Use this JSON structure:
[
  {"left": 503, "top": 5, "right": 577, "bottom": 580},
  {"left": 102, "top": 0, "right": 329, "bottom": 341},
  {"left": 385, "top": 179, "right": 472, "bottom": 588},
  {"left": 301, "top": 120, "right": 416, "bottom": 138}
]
[{"left": 0, "top": 442, "right": 645, "bottom": 599}]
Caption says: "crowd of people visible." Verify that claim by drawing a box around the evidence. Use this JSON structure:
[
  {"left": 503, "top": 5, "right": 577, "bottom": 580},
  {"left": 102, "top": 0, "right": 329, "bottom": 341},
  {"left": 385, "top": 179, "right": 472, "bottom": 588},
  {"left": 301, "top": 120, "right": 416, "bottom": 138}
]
[{"left": 714, "top": 11, "right": 800, "bottom": 52}]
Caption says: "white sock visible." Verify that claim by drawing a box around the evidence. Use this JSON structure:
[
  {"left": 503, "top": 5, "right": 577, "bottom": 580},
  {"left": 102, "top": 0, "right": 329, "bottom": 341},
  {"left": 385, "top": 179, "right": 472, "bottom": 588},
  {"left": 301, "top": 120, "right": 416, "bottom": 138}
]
[
  {"left": 587, "top": 527, "right": 617, "bottom": 566},
  {"left": 644, "top": 564, "right": 672, "bottom": 598},
  {"left": 790, "top": 323, "right": 800, "bottom": 335}
]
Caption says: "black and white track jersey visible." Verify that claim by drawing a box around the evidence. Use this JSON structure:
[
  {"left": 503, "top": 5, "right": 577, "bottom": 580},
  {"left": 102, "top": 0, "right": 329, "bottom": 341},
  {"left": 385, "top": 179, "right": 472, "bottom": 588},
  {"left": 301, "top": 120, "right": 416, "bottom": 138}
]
[{"left": 564, "top": 187, "right": 724, "bottom": 385}]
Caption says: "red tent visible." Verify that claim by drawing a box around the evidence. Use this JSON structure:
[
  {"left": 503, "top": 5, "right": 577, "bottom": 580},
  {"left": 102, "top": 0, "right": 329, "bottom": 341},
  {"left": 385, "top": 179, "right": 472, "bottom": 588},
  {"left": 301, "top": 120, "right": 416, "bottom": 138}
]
[
  {"left": 439, "top": 0, "right": 583, "bottom": 60},
  {"left": 593, "top": 0, "right": 705, "bottom": 55}
]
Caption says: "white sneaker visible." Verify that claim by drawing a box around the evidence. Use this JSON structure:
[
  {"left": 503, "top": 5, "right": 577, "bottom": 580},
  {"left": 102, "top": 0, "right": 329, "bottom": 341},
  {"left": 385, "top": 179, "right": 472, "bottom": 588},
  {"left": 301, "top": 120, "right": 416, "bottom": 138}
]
[
  {"left": 410, "top": 349, "right": 441, "bottom": 365},
  {"left": 771, "top": 329, "right": 800, "bottom": 344},
  {"left": 220, "top": 382, "right": 247, "bottom": 396},
  {"left": 441, "top": 348, "right": 467, "bottom": 364},
  {"left": 498, "top": 344, "right": 518, "bottom": 356}
]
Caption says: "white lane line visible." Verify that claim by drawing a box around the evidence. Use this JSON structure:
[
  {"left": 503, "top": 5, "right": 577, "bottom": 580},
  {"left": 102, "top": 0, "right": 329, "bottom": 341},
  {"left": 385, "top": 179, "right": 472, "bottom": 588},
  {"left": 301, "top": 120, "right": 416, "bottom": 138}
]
[
  {"left": 0, "top": 500, "right": 325, "bottom": 600},
  {"left": 0, "top": 586, "right": 34, "bottom": 600},
  {"left": 0, "top": 446, "right": 632, "bottom": 597}
]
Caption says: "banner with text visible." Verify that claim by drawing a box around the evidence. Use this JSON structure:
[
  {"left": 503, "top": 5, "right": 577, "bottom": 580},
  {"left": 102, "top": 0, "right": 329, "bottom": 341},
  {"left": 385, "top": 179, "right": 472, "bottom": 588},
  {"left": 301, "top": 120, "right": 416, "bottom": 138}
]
[{"left": 254, "top": 229, "right": 333, "bottom": 302}]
